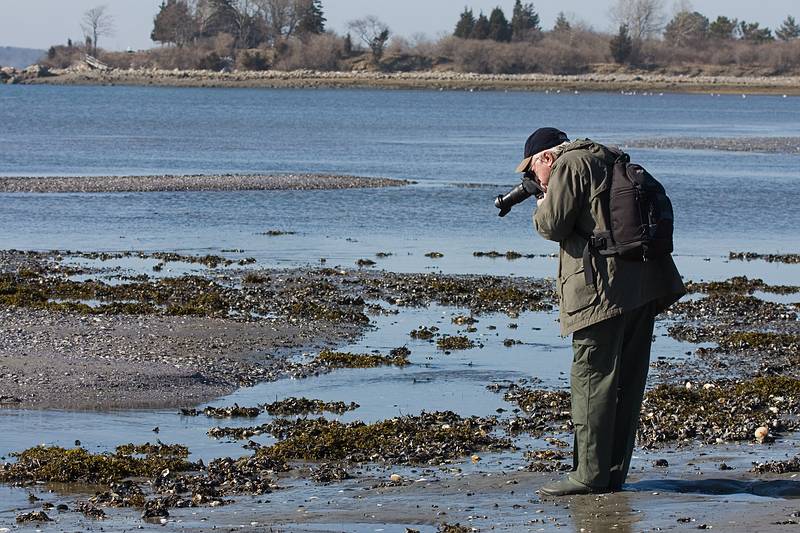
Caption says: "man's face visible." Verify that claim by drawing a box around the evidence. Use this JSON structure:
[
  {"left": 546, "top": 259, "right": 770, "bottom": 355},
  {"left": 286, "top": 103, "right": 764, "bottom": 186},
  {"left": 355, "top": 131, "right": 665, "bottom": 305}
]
[{"left": 530, "top": 152, "right": 555, "bottom": 191}]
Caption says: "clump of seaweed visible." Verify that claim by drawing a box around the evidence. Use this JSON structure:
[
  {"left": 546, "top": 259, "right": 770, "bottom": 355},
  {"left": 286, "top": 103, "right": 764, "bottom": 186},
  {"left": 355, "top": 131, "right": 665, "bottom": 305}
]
[
  {"left": 90, "top": 480, "right": 146, "bottom": 508},
  {"left": 202, "top": 404, "right": 261, "bottom": 418},
  {"left": 686, "top": 276, "right": 799, "bottom": 295},
  {"left": 425, "top": 252, "right": 444, "bottom": 258},
  {"left": 262, "top": 397, "right": 359, "bottom": 416},
  {"left": 639, "top": 376, "right": 800, "bottom": 446},
  {"left": 729, "top": 252, "right": 800, "bottom": 264},
  {"left": 524, "top": 449, "right": 572, "bottom": 472},
  {"left": 436, "top": 335, "right": 476, "bottom": 351},
  {"left": 16, "top": 511, "right": 52, "bottom": 523},
  {"left": 260, "top": 230, "right": 296, "bottom": 236},
  {"left": 502, "top": 386, "right": 572, "bottom": 429},
  {"left": 356, "top": 259, "right": 376, "bottom": 267},
  {"left": 410, "top": 326, "right": 438, "bottom": 340},
  {"left": 0, "top": 443, "right": 197, "bottom": 485},
  {"left": 316, "top": 349, "right": 410, "bottom": 368},
  {"left": 310, "top": 463, "right": 352, "bottom": 483},
  {"left": 473, "top": 250, "right": 534, "bottom": 259},
  {"left": 258, "top": 411, "right": 508, "bottom": 465}
]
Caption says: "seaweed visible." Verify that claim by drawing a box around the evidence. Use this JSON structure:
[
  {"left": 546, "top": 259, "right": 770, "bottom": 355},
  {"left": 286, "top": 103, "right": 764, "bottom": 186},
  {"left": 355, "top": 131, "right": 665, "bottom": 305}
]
[
  {"left": 0, "top": 443, "right": 196, "bottom": 485},
  {"left": 436, "top": 335, "right": 476, "bottom": 350},
  {"left": 258, "top": 411, "right": 508, "bottom": 465},
  {"left": 316, "top": 349, "right": 410, "bottom": 368}
]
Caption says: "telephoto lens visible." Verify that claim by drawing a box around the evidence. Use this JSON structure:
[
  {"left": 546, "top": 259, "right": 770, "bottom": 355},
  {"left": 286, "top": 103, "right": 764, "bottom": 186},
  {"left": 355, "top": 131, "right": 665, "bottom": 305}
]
[{"left": 495, "top": 183, "right": 532, "bottom": 217}]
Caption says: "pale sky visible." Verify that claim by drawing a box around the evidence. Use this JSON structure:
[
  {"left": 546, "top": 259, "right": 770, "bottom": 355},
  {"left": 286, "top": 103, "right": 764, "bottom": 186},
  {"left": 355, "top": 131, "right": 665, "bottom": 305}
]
[{"left": 1, "top": 0, "right": 797, "bottom": 51}]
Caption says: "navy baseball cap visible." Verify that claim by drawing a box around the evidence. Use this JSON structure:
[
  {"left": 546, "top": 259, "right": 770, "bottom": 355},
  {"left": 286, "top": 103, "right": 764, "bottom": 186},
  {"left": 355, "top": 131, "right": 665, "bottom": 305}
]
[{"left": 515, "top": 127, "right": 569, "bottom": 173}]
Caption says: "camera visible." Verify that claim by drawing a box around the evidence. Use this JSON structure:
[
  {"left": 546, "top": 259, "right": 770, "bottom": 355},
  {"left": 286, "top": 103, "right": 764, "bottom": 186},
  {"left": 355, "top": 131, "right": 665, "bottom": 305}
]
[{"left": 495, "top": 174, "right": 544, "bottom": 217}]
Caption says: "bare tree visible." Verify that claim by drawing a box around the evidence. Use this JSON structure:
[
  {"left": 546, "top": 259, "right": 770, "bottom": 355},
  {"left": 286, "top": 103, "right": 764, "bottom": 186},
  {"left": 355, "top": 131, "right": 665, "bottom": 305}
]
[
  {"left": 82, "top": 5, "right": 115, "bottom": 56},
  {"left": 253, "top": 0, "right": 301, "bottom": 40},
  {"left": 348, "top": 16, "right": 391, "bottom": 63},
  {"left": 610, "top": 0, "right": 665, "bottom": 41}
]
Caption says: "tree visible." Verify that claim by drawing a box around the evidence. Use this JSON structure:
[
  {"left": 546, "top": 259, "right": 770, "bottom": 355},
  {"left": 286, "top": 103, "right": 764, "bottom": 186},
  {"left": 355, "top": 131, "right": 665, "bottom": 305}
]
[
  {"left": 296, "top": 0, "right": 325, "bottom": 36},
  {"left": 776, "top": 15, "right": 800, "bottom": 41},
  {"left": 82, "top": 5, "right": 115, "bottom": 56},
  {"left": 664, "top": 10, "right": 708, "bottom": 47},
  {"left": 201, "top": 0, "right": 238, "bottom": 37},
  {"left": 471, "top": 12, "right": 490, "bottom": 39},
  {"left": 708, "top": 15, "right": 737, "bottom": 40},
  {"left": 553, "top": 12, "right": 571, "bottom": 33},
  {"left": 454, "top": 7, "right": 475, "bottom": 39},
  {"left": 738, "top": 20, "right": 773, "bottom": 43},
  {"left": 348, "top": 16, "right": 390, "bottom": 64},
  {"left": 152, "top": 0, "right": 197, "bottom": 47},
  {"left": 610, "top": 24, "right": 633, "bottom": 63},
  {"left": 253, "top": 0, "right": 301, "bottom": 40},
  {"left": 610, "top": 0, "right": 664, "bottom": 41},
  {"left": 510, "top": 0, "right": 540, "bottom": 41},
  {"left": 488, "top": 7, "right": 512, "bottom": 42},
  {"left": 343, "top": 32, "right": 353, "bottom": 55}
]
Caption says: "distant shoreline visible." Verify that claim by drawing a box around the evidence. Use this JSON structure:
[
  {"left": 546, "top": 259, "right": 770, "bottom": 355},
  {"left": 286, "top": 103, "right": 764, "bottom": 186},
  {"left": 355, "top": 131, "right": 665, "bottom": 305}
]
[
  {"left": 0, "top": 173, "right": 411, "bottom": 193},
  {"left": 17, "top": 68, "right": 800, "bottom": 95}
]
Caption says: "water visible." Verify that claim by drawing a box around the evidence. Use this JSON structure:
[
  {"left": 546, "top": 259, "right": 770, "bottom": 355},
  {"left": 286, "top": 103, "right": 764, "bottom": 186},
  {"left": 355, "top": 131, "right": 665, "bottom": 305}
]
[{"left": 1, "top": 85, "right": 799, "bottom": 526}]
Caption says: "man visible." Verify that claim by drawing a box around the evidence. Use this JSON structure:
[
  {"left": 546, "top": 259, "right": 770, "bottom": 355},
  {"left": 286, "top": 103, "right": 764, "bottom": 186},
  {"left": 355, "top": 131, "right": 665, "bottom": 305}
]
[{"left": 517, "top": 127, "right": 685, "bottom": 496}]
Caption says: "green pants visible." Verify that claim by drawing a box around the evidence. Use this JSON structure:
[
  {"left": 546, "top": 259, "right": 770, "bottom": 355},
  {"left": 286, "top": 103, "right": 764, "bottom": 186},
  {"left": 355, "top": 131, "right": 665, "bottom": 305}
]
[{"left": 569, "top": 301, "right": 656, "bottom": 489}]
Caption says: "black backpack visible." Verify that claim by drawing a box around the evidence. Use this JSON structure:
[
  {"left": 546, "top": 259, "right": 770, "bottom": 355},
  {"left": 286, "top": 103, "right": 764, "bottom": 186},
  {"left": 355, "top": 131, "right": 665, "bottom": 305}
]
[{"left": 582, "top": 150, "right": 674, "bottom": 285}]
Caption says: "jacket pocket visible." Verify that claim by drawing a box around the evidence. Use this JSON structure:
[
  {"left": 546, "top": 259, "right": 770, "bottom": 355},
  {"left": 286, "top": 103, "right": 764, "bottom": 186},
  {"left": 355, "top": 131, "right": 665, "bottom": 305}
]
[{"left": 560, "top": 268, "right": 598, "bottom": 314}]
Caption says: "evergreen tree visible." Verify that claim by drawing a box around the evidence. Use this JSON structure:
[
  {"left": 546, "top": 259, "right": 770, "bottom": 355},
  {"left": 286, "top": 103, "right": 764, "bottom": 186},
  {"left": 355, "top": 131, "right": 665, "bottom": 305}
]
[
  {"left": 738, "top": 20, "right": 773, "bottom": 43},
  {"left": 152, "top": 0, "right": 196, "bottom": 47},
  {"left": 343, "top": 32, "right": 353, "bottom": 55},
  {"left": 454, "top": 7, "right": 475, "bottom": 38},
  {"left": 664, "top": 11, "right": 709, "bottom": 47},
  {"left": 609, "top": 24, "right": 633, "bottom": 63},
  {"left": 471, "top": 12, "right": 490, "bottom": 39},
  {"left": 708, "top": 15, "right": 737, "bottom": 40},
  {"left": 488, "top": 7, "right": 512, "bottom": 42},
  {"left": 510, "top": 0, "right": 540, "bottom": 41},
  {"left": 553, "top": 12, "right": 571, "bottom": 33},
  {"left": 297, "top": 0, "right": 326, "bottom": 36},
  {"left": 776, "top": 15, "right": 800, "bottom": 40}
]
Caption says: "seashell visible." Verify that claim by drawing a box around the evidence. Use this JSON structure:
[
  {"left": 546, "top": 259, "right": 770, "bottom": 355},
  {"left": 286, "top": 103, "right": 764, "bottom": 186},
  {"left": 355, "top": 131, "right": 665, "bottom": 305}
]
[
  {"left": 702, "top": 383, "right": 714, "bottom": 390},
  {"left": 471, "top": 455, "right": 481, "bottom": 463},
  {"left": 390, "top": 474, "right": 402, "bottom": 482},
  {"left": 754, "top": 426, "right": 769, "bottom": 442},
  {"left": 685, "top": 382, "right": 693, "bottom": 390}
]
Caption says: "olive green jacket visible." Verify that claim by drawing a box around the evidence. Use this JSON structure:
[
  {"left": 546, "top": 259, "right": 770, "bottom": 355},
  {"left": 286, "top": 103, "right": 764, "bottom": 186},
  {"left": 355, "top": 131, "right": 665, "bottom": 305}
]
[{"left": 533, "top": 139, "right": 686, "bottom": 337}]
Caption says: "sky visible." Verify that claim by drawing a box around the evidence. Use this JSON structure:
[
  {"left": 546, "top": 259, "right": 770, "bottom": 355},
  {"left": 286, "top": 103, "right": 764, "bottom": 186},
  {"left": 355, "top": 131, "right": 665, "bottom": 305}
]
[{"left": 1, "top": 0, "right": 798, "bottom": 51}]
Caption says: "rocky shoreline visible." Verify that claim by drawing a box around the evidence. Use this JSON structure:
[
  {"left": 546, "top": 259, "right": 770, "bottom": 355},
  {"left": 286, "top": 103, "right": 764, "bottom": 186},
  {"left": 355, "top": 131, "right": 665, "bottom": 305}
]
[
  {"left": 0, "top": 174, "right": 410, "bottom": 193},
  {"left": 5, "top": 65, "right": 800, "bottom": 95}
]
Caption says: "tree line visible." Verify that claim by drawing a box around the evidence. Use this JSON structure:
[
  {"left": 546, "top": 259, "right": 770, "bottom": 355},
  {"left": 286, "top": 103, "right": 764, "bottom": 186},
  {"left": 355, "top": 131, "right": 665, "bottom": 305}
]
[{"left": 41, "top": 0, "right": 800, "bottom": 75}]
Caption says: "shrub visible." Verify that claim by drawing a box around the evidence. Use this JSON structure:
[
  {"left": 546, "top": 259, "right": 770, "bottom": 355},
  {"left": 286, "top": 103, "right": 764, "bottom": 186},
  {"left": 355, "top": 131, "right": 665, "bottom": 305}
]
[{"left": 274, "top": 33, "right": 344, "bottom": 71}]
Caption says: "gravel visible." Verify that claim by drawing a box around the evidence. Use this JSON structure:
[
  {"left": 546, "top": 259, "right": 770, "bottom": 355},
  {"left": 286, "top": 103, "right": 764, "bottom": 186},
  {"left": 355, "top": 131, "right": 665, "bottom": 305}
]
[{"left": 0, "top": 174, "right": 411, "bottom": 193}]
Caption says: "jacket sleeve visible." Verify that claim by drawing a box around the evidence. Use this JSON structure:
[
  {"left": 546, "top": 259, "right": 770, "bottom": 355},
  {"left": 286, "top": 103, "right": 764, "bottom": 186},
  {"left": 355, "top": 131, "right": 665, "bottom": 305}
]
[{"left": 533, "top": 161, "right": 586, "bottom": 243}]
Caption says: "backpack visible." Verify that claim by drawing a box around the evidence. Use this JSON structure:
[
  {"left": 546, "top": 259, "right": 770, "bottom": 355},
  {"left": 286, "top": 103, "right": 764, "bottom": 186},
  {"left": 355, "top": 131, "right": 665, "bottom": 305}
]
[{"left": 582, "top": 149, "right": 674, "bottom": 285}]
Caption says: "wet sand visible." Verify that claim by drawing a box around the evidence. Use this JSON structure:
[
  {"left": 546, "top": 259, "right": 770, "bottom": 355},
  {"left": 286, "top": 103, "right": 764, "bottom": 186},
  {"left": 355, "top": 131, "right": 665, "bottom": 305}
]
[
  {"left": 0, "top": 307, "right": 358, "bottom": 410},
  {"left": 0, "top": 174, "right": 410, "bottom": 193},
  {"left": 20, "top": 68, "right": 800, "bottom": 95}
]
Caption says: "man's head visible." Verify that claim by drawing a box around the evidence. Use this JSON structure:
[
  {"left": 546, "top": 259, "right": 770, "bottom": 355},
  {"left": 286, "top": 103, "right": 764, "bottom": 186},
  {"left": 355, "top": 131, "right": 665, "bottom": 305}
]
[{"left": 516, "top": 127, "right": 569, "bottom": 191}]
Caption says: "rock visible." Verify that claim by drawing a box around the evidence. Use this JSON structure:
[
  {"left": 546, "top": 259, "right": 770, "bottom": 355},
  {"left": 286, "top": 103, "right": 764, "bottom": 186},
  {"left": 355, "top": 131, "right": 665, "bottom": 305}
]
[
  {"left": 755, "top": 426, "right": 770, "bottom": 443},
  {"left": 22, "top": 64, "right": 50, "bottom": 78}
]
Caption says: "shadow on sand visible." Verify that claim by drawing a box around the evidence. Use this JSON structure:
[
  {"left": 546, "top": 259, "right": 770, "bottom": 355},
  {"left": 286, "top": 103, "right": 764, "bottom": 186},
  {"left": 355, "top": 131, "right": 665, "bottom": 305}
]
[{"left": 626, "top": 478, "right": 800, "bottom": 498}]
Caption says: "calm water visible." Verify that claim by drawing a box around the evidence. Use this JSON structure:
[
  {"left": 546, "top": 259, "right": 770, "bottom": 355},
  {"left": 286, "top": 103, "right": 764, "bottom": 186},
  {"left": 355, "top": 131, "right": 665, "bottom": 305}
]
[
  {"left": 1, "top": 85, "right": 799, "bottom": 526},
  {"left": 0, "top": 85, "right": 798, "bottom": 265}
]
